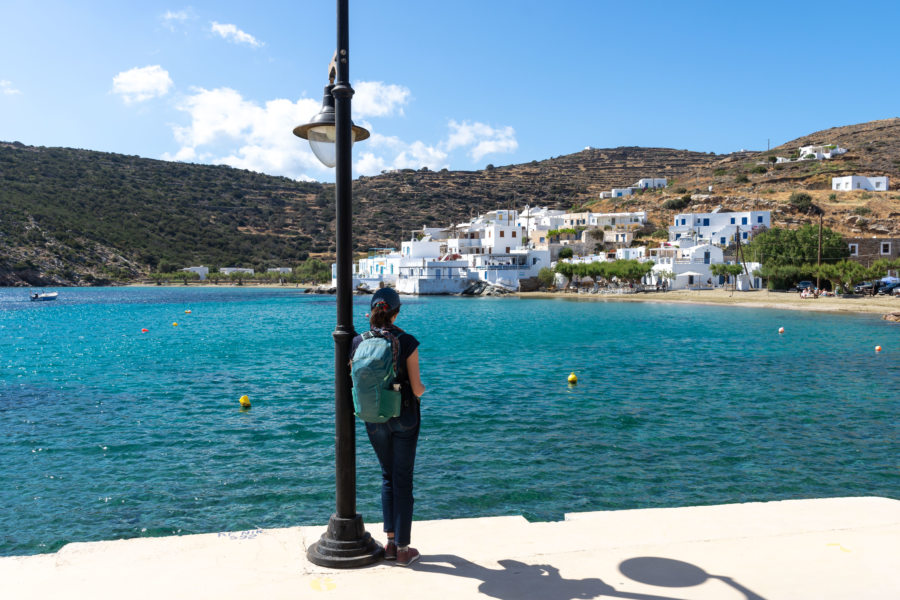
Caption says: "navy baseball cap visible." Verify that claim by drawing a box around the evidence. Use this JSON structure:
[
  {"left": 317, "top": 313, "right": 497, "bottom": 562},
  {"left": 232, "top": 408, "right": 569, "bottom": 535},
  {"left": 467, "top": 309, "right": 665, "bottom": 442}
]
[{"left": 371, "top": 287, "right": 401, "bottom": 311}]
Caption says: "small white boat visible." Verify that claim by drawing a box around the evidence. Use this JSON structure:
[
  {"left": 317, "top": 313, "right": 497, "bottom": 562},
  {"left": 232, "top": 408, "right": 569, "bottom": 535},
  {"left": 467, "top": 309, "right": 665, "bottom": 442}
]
[{"left": 30, "top": 291, "right": 58, "bottom": 302}]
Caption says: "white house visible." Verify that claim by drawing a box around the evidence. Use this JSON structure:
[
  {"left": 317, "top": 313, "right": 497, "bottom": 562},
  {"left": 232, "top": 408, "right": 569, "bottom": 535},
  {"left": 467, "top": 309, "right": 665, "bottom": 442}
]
[
  {"left": 589, "top": 211, "right": 647, "bottom": 228},
  {"left": 348, "top": 208, "right": 552, "bottom": 294},
  {"left": 634, "top": 177, "right": 667, "bottom": 189},
  {"left": 182, "top": 266, "right": 209, "bottom": 281},
  {"left": 220, "top": 267, "right": 254, "bottom": 276},
  {"left": 610, "top": 187, "right": 634, "bottom": 198},
  {"left": 616, "top": 246, "right": 646, "bottom": 261},
  {"left": 831, "top": 175, "right": 889, "bottom": 192},
  {"left": 648, "top": 243, "right": 723, "bottom": 290},
  {"left": 669, "top": 210, "right": 770, "bottom": 247},
  {"left": 563, "top": 211, "right": 646, "bottom": 230},
  {"left": 516, "top": 207, "right": 566, "bottom": 233},
  {"left": 267, "top": 267, "right": 292, "bottom": 274},
  {"left": 799, "top": 144, "right": 847, "bottom": 160},
  {"left": 777, "top": 144, "right": 847, "bottom": 163}
]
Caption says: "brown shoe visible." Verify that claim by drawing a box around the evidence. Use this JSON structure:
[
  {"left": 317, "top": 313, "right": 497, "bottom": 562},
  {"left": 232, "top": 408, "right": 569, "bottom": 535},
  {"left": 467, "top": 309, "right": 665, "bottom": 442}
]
[
  {"left": 395, "top": 546, "right": 419, "bottom": 566},
  {"left": 383, "top": 540, "right": 397, "bottom": 561}
]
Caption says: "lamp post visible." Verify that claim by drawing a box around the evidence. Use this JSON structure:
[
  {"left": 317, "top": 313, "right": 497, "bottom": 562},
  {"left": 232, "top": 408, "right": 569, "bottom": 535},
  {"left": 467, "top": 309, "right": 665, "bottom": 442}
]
[{"left": 293, "top": 0, "right": 380, "bottom": 569}]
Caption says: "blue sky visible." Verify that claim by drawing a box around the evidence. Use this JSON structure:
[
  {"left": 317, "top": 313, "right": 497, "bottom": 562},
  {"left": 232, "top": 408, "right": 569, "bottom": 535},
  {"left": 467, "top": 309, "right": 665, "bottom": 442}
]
[{"left": 1, "top": 1, "right": 898, "bottom": 183}]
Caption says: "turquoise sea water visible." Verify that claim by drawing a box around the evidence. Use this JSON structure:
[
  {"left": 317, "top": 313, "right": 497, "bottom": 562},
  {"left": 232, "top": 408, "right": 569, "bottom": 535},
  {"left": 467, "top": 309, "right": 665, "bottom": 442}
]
[{"left": 1, "top": 287, "right": 898, "bottom": 556}]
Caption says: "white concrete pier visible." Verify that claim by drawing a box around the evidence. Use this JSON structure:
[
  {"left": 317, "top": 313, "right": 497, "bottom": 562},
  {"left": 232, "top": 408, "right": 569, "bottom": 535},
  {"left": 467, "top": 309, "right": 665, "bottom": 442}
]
[{"left": 1, "top": 496, "right": 898, "bottom": 599}]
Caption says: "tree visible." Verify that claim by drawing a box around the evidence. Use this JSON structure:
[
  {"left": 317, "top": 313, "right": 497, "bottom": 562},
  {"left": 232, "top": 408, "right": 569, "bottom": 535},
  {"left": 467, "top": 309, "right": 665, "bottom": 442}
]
[
  {"left": 710, "top": 263, "right": 745, "bottom": 291},
  {"left": 745, "top": 225, "right": 848, "bottom": 289},
  {"left": 558, "top": 246, "right": 574, "bottom": 259},
  {"left": 537, "top": 267, "right": 555, "bottom": 289},
  {"left": 788, "top": 192, "right": 813, "bottom": 213}
]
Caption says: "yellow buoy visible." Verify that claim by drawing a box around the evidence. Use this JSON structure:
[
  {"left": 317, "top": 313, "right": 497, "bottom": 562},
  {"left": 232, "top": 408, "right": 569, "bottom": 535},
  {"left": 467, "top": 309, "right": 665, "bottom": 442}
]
[
  {"left": 185, "top": 310, "right": 192, "bottom": 314},
  {"left": 172, "top": 322, "right": 178, "bottom": 327},
  {"left": 567, "top": 372, "right": 578, "bottom": 384},
  {"left": 239, "top": 395, "right": 251, "bottom": 408}
]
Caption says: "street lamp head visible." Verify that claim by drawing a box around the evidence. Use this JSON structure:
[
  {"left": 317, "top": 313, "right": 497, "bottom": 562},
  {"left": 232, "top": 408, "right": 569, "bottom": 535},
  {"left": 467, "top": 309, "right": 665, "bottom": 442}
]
[{"left": 294, "top": 84, "right": 370, "bottom": 168}]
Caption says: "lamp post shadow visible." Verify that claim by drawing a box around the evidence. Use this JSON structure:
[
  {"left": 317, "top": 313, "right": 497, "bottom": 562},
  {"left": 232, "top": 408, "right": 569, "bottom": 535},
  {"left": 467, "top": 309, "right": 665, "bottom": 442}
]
[{"left": 413, "top": 554, "right": 766, "bottom": 600}]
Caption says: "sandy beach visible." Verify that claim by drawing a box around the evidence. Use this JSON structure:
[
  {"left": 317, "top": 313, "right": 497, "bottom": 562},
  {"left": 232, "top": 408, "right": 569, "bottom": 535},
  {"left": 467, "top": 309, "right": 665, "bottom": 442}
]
[
  {"left": 517, "top": 288, "right": 900, "bottom": 316},
  {"left": 127, "top": 282, "right": 900, "bottom": 317}
]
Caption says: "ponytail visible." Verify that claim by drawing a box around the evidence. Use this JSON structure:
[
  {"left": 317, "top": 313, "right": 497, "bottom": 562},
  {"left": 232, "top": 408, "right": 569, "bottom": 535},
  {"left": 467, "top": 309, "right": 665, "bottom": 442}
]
[{"left": 370, "top": 301, "right": 399, "bottom": 329}]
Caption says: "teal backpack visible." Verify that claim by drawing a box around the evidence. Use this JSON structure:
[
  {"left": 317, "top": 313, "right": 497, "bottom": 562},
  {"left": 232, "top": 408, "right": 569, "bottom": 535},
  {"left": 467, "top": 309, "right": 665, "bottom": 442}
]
[{"left": 350, "top": 329, "right": 403, "bottom": 423}]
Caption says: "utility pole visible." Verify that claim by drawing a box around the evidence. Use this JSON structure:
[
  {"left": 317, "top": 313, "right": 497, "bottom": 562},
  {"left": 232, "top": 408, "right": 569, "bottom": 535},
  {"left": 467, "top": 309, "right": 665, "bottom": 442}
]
[
  {"left": 735, "top": 226, "right": 753, "bottom": 289},
  {"left": 817, "top": 212, "right": 823, "bottom": 290}
]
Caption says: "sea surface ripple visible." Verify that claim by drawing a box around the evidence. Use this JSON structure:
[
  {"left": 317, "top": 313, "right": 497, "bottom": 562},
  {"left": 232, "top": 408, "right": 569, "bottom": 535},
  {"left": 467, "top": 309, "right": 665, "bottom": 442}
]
[{"left": 1, "top": 287, "right": 897, "bottom": 556}]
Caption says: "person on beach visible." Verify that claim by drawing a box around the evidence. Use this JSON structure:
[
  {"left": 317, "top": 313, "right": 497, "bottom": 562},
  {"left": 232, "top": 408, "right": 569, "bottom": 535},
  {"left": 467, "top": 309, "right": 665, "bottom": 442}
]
[{"left": 352, "top": 287, "right": 426, "bottom": 566}]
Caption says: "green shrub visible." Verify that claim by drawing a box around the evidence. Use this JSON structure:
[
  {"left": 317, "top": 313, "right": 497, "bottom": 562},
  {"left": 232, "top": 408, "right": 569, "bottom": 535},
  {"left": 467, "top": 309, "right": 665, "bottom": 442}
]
[
  {"left": 751, "top": 165, "right": 767, "bottom": 174},
  {"left": 558, "top": 246, "right": 574, "bottom": 259},
  {"left": 853, "top": 206, "right": 871, "bottom": 216},
  {"left": 789, "top": 192, "right": 813, "bottom": 212},
  {"left": 662, "top": 195, "right": 691, "bottom": 211},
  {"left": 673, "top": 187, "right": 687, "bottom": 194},
  {"left": 828, "top": 193, "right": 837, "bottom": 201},
  {"left": 735, "top": 174, "right": 749, "bottom": 183},
  {"left": 537, "top": 267, "right": 555, "bottom": 288},
  {"left": 713, "top": 168, "right": 727, "bottom": 176}
]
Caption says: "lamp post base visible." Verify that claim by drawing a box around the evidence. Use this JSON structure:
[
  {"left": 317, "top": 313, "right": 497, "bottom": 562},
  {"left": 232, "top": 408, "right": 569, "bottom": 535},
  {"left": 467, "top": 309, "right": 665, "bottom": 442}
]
[{"left": 306, "top": 513, "right": 383, "bottom": 568}]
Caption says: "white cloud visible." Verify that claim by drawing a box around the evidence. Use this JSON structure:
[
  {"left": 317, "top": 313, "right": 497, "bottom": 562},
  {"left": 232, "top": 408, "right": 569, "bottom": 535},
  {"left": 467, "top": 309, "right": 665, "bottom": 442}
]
[
  {"left": 445, "top": 120, "right": 517, "bottom": 162},
  {"left": 352, "top": 133, "right": 447, "bottom": 175},
  {"left": 161, "top": 9, "right": 190, "bottom": 30},
  {"left": 354, "top": 81, "right": 410, "bottom": 118},
  {"left": 211, "top": 22, "right": 263, "bottom": 47},
  {"left": 1, "top": 80, "right": 22, "bottom": 95},
  {"left": 161, "top": 82, "right": 514, "bottom": 180},
  {"left": 165, "top": 86, "right": 325, "bottom": 179},
  {"left": 112, "top": 65, "right": 173, "bottom": 103}
]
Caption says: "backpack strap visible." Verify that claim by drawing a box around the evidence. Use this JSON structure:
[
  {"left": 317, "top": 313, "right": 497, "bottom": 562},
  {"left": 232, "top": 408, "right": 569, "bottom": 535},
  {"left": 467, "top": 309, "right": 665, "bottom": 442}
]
[{"left": 368, "top": 328, "right": 401, "bottom": 377}]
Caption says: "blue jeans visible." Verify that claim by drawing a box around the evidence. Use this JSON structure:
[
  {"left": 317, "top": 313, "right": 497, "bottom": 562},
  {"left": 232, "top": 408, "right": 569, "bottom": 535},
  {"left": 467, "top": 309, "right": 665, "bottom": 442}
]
[{"left": 365, "top": 404, "right": 419, "bottom": 547}]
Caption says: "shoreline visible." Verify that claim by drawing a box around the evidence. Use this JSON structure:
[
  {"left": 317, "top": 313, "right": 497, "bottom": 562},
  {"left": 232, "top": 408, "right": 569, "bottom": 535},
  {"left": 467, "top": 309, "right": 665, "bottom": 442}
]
[
  {"left": 516, "top": 288, "right": 900, "bottom": 315},
  {"left": 25, "top": 283, "right": 900, "bottom": 316}
]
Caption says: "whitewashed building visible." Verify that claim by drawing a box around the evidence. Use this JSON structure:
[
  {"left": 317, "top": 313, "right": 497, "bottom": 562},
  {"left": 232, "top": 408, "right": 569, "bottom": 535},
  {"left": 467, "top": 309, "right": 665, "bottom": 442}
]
[
  {"left": 616, "top": 246, "right": 646, "bottom": 260},
  {"left": 516, "top": 207, "right": 567, "bottom": 233},
  {"left": 648, "top": 243, "right": 722, "bottom": 290},
  {"left": 182, "top": 266, "right": 209, "bottom": 281},
  {"left": 220, "top": 267, "right": 254, "bottom": 276},
  {"left": 669, "top": 210, "right": 770, "bottom": 247},
  {"left": 831, "top": 176, "right": 889, "bottom": 192},
  {"left": 563, "top": 211, "right": 646, "bottom": 230},
  {"left": 634, "top": 177, "right": 667, "bottom": 189},
  {"left": 610, "top": 187, "right": 633, "bottom": 198},
  {"left": 799, "top": 144, "right": 847, "bottom": 160},
  {"left": 349, "top": 208, "right": 552, "bottom": 294}
]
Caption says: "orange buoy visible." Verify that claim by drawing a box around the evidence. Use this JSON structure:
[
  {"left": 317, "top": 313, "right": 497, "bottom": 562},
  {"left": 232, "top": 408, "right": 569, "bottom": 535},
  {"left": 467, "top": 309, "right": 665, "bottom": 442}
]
[
  {"left": 875, "top": 346, "right": 882, "bottom": 352},
  {"left": 172, "top": 322, "right": 178, "bottom": 327},
  {"left": 778, "top": 327, "right": 784, "bottom": 334},
  {"left": 185, "top": 310, "right": 192, "bottom": 314},
  {"left": 141, "top": 328, "right": 148, "bottom": 333}
]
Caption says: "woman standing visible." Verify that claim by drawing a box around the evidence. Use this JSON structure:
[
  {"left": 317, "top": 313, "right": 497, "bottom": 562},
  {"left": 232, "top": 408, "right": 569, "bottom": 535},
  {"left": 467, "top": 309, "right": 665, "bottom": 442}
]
[{"left": 352, "top": 287, "right": 425, "bottom": 566}]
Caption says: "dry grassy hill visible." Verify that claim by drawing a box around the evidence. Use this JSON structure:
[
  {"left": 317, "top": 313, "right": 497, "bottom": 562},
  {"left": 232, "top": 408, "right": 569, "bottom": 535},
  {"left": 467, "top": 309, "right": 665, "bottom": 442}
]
[
  {"left": 585, "top": 118, "right": 900, "bottom": 238},
  {"left": 2, "top": 118, "right": 898, "bottom": 285}
]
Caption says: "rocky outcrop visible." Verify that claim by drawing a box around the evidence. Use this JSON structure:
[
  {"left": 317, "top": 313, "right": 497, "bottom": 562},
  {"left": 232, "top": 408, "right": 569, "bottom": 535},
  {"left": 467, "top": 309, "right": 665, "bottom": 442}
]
[
  {"left": 460, "top": 281, "right": 513, "bottom": 296},
  {"left": 882, "top": 312, "right": 900, "bottom": 323}
]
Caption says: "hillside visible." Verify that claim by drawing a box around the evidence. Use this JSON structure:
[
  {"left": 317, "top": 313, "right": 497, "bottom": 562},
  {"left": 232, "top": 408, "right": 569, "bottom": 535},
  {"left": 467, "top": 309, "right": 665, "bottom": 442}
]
[
  {"left": 584, "top": 118, "right": 900, "bottom": 238},
  {"left": 0, "top": 143, "right": 717, "bottom": 285},
  {"left": 2, "top": 118, "right": 898, "bottom": 286}
]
